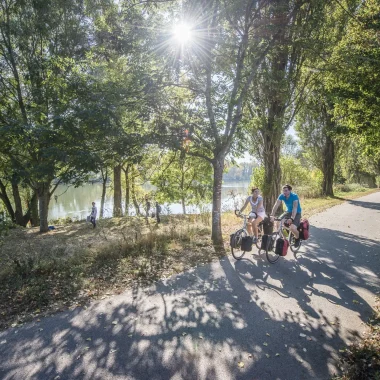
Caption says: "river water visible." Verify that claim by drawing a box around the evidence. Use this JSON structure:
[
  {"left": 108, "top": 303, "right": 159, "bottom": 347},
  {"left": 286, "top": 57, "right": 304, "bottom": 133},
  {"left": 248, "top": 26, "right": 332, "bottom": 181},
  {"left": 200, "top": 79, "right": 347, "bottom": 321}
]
[{"left": 48, "top": 182, "right": 251, "bottom": 221}]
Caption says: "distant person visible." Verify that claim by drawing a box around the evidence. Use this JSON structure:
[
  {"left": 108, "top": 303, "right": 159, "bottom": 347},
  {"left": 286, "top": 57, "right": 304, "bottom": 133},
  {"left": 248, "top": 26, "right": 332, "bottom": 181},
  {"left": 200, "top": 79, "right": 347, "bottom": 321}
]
[
  {"left": 54, "top": 195, "right": 58, "bottom": 203},
  {"left": 90, "top": 202, "right": 97, "bottom": 228},
  {"left": 155, "top": 202, "right": 162, "bottom": 223},
  {"left": 145, "top": 196, "right": 151, "bottom": 219}
]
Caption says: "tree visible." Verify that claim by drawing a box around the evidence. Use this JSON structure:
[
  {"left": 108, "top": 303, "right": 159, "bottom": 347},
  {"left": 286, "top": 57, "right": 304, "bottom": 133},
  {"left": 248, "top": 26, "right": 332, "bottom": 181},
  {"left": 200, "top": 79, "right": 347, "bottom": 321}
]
[
  {"left": 0, "top": 0, "right": 102, "bottom": 232},
  {"left": 328, "top": 0, "right": 380, "bottom": 153},
  {"left": 151, "top": 151, "right": 212, "bottom": 214},
  {"left": 154, "top": 0, "right": 275, "bottom": 245},
  {"left": 246, "top": 0, "right": 327, "bottom": 210},
  {"left": 295, "top": 93, "right": 336, "bottom": 196}
]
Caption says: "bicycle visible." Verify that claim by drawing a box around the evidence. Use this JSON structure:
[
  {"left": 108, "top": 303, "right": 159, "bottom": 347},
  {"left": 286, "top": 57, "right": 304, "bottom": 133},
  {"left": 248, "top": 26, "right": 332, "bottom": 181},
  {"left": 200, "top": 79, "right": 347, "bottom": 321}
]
[
  {"left": 231, "top": 211, "right": 263, "bottom": 260},
  {"left": 262, "top": 216, "right": 302, "bottom": 264}
]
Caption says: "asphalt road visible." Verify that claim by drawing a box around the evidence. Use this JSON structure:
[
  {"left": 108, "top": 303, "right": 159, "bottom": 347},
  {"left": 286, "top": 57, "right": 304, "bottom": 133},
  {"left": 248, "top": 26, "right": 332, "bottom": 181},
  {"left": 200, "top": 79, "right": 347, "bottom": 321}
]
[{"left": 1, "top": 192, "right": 380, "bottom": 380}]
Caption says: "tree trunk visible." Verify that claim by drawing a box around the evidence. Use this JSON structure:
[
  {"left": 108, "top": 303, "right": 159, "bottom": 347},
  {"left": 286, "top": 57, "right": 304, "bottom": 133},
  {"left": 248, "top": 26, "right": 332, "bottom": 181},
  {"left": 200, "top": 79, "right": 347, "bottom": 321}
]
[
  {"left": 211, "top": 157, "right": 224, "bottom": 246},
  {"left": 131, "top": 166, "right": 141, "bottom": 216},
  {"left": 322, "top": 104, "right": 335, "bottom": 197},
  {"left": 37, "top": 183, "right": 51, "bottom": 233},
  {"left": 262, "top": 137, "right": 282, "bottom": 213},
  {"left": 181, "top": 198, "right": 186, "bottom": 215},
  {"left": 113, "top": 164, "right": 122, "bottom": 217},
  {"left": 12, "top": 181, "right": 25, "bottom": 226},
  {"left": 100, "top": 167, "right": 108, "bottom": 218},
  {"left": 27, "top": 191, "right": 39, "bottom": 227},
  {"left": 124, "top": 164, "right": 130, "bottom": 216},
  {"left": 322, "top": 134, "right": 335, "bottom": 196},
  {"left": 0, "top": 179, "right": 15, "bottom": 221},
  {"left": 180, "top": 171, "right": 186, "bottom": 214}
]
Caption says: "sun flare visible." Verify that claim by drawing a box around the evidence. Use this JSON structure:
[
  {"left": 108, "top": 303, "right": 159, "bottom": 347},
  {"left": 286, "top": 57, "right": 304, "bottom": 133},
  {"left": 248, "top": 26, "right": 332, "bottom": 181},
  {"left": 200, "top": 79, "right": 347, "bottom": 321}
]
[{"left": 173, "top": 23, "right": 192, "bottom": 44}]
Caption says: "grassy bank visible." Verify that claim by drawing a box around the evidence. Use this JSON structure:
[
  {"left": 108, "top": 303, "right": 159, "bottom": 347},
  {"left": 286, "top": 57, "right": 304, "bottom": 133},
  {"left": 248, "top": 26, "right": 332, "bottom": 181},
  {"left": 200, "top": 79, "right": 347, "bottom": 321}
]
[
  {"left": 333, "top": 302, "right": 380, "bottom": 380},
  {"left": 0, "top": 188, "right": 379, "bottom": 332}
]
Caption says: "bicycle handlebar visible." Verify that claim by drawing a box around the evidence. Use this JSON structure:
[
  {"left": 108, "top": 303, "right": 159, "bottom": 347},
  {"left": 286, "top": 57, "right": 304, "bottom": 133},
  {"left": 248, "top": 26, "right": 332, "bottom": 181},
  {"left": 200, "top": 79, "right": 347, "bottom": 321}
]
[{"left": 235, "top": 210, "right": 249, "bottom": 218}]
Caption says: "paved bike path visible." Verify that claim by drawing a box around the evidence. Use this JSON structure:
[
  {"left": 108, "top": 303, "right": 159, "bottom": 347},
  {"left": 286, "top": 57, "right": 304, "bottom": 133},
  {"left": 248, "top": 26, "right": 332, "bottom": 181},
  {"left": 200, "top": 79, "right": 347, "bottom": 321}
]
[{"left": 1, "top": 192, "right": 380, "bottom": 380}]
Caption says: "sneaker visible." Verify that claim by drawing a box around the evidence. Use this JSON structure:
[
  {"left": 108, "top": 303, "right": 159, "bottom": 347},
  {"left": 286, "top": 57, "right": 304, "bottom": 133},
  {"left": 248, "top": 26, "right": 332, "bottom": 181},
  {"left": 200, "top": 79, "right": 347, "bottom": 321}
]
[
  {"left": 252, "top": 237, "right": 258, "bottom": 244},
  {"left": 294, "top": 238, "right": 301, "bottom": 248}
]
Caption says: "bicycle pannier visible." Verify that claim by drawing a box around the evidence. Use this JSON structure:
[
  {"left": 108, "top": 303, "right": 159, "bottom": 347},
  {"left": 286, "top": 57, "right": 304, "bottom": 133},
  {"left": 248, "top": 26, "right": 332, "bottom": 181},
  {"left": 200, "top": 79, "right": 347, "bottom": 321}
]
[
  {"left": 261, "top": 234, "right": 274, "bottom": 251},
  {"left": 230, "top": 233, "right": 240, "bottom": 249},
  {"left": 262, "top": 217, "right": 274, "bottom": 235},
  {"left": 275, "top": 238, "right": 289, "bottom": 256},
  {"left": 241, "top": 236, "right": 253, "bottom": 252},
  {"left": 298, "top": 219, "right": 310, "bottom": 240}
]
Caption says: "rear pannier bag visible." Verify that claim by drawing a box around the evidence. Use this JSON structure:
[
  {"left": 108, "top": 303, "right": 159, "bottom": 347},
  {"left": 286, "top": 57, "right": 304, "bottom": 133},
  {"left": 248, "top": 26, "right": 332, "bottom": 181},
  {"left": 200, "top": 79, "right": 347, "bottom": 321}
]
[
  {"left": 275, "top": 238, "right": 289, "bottom": 256},
  {"left": 262, "top": 217, "right": 274, "bottom": 235},
  {"left": 230, "top": 232, "right": 241, "bottom": 249},
  {"left": 261, "top": 234, "right": 274, "bottom": 251},
  {"left": 241, "top": 236, "right": 253, "bottom": 252},
  {"left": 298, "top": 219, "right": 310, "bottom": 240}
]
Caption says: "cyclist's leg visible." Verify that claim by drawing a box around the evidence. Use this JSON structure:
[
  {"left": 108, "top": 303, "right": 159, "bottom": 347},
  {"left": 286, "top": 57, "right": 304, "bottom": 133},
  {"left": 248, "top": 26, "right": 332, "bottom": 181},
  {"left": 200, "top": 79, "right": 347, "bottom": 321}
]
[
  {"left": 290, "top": 213, "right": 301, "bottom": 239},
  {"left": 247, "top": 212, "right": 256, "bottom": 236},
  {"left": 247, "top": 218, "right": 253, "bottom": 236},
  {"left": 252, "top": 215, "right": 263, "bottom": 239}
]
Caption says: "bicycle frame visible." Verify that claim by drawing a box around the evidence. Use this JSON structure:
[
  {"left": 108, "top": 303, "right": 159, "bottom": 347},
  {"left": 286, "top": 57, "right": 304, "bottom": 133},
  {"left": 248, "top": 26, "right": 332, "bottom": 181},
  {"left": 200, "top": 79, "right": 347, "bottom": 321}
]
[
  {"left": 237, "top": 213, "right": 249, "bottom": 230},
  {"left": 274, "top": 217, "right": 290, "bottom": 239}
]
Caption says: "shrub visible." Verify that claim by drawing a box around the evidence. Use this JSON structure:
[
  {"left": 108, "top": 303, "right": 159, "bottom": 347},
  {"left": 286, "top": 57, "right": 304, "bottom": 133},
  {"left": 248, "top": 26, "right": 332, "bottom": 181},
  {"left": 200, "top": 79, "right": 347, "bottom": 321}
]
[{"left": 334, "top": 183, "right": 368, "bottom": 193}]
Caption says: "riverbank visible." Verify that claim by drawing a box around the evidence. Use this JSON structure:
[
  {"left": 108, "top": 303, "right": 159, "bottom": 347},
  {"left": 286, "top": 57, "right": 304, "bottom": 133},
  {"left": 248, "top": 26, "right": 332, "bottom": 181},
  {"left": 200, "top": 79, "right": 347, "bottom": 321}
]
[{"left": 0, "top": 188, "right": 379, "bottom": 332}]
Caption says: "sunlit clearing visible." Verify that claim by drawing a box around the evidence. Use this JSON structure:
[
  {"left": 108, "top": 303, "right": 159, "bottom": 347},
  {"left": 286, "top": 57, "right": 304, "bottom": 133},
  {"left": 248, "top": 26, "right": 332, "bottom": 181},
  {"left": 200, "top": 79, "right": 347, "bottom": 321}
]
[{"left": 173, "top": 23, "right": 192, "bottom": 44}]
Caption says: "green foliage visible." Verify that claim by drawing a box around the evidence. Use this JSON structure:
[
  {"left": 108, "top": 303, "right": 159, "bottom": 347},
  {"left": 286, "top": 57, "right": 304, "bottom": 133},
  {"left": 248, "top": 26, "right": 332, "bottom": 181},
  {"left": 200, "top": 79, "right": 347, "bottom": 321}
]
[
  {"left": 251, "top": 157, "right": 323, "bottom": 198},
  {"left": 334, "top": 183, "right": 368, "bottom": 193},
  {"left": 337, "top": 138, "right": 378, "bottom": 187},
  {"left": 151, "top": 152, "right": 213, "bottom": 212},
  {"left": 251, "top": 166, "right": 265, "bottom": 191},
  {"left": 328, "top": 0, "right": 380, "bottom": 155}
]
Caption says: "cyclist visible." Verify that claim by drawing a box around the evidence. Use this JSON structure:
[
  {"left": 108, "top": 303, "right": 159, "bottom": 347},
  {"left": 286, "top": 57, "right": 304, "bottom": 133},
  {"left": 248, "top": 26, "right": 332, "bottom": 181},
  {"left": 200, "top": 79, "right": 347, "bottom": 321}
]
[
  {"left": 238, "top": 187, "right": 265, "bottom": 243},
  {"left": 270, "top": 184, "right": 301, "bottom": 247}
]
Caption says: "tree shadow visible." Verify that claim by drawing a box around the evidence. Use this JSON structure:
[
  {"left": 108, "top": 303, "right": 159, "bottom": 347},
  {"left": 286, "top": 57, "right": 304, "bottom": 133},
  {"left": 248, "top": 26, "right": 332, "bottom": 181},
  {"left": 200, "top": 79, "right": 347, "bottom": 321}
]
[
  {"left": 0, "top": 225, "right": 379, "bottom": 380},
  {"left": 345, "top": 199, "right": 380, "bottom": 211}
]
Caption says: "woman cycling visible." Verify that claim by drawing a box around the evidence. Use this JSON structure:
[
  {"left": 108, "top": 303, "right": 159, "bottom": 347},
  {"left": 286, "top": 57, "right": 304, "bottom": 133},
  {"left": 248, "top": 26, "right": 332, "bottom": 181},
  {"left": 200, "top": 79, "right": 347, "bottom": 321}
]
[{"left": 238, "top": 187, "right": 265, "bottom": 243}]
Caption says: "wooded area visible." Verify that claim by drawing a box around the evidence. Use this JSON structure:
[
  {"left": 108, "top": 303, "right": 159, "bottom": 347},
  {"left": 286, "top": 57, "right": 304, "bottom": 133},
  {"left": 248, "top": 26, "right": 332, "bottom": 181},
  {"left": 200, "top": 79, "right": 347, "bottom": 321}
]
[{"left": 0, "top": 0, "right": 379, "bottom": 245}]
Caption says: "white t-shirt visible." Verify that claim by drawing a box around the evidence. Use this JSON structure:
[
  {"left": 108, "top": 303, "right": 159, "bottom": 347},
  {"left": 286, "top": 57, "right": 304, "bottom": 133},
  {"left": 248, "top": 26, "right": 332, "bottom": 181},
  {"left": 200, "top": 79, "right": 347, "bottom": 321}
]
[{"left": 248, "top": 195, "right": 265, "bottom": 214}]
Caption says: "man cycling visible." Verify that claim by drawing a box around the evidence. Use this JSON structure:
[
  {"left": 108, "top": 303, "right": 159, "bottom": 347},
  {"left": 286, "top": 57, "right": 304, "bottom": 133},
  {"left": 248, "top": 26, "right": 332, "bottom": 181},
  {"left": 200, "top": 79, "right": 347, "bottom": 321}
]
[{"left": 270, "top": 184, "right": 302, "bottom": 248}]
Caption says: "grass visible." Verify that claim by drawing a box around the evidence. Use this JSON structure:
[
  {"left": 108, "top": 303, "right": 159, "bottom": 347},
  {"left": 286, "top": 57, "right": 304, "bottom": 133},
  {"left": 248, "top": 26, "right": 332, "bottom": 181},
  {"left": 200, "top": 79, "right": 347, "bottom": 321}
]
[
  {"left": 0, "top": 188, "right": 379, "bottom": 333},
  {"left": 0, "top": 214, "right": 220, "bottom": 330},
  {"left": 300, "top": 188, "right": 380, "bottom": 219}
]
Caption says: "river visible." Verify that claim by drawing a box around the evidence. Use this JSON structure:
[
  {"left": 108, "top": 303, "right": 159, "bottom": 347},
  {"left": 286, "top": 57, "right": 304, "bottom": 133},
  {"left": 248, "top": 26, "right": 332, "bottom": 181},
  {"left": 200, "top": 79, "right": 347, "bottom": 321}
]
[{"left": 48, "top": 181, "right": 251, "bottom": 221}]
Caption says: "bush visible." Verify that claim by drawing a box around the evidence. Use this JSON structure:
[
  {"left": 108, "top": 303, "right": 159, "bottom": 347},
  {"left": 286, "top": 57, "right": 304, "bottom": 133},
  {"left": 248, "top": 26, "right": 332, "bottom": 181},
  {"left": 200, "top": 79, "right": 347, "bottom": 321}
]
[{"left": 334, "top": 183, "right": 368, "bottom": 193}]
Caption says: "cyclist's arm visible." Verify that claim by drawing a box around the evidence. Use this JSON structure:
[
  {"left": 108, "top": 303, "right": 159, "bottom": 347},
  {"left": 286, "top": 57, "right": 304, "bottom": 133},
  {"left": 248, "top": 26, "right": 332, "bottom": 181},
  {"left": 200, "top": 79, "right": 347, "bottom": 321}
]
[
  {"left": 270, "top": 199, "right": 281, "bottom": 216},
  {"left": 239, "top": 198, "right": 250, "bottom": 213},
  {"left": 290, "top": 200, "right": 298, "bottom": 220}
]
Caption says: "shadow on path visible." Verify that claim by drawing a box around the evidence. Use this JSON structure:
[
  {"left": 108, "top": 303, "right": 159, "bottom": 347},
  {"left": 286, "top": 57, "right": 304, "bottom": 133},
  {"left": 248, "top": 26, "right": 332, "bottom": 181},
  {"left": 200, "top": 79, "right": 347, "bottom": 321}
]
[{"left": 0, "top": 225, "right": 379, "bottom": 379}]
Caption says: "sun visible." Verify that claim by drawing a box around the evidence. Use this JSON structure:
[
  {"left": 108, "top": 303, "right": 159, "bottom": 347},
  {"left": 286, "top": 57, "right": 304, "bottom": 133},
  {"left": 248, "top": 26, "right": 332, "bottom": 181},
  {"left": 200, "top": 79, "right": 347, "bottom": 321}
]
[{"left": 173, "top": 23, "right": 192, "bottom": 44}]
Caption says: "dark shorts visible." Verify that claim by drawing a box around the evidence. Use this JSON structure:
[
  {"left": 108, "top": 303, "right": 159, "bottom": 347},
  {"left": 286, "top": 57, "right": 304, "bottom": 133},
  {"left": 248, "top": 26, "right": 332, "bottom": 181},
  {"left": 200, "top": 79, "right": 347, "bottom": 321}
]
[{"left": 280, "top": 212, "right": 301, "bottom": 227}]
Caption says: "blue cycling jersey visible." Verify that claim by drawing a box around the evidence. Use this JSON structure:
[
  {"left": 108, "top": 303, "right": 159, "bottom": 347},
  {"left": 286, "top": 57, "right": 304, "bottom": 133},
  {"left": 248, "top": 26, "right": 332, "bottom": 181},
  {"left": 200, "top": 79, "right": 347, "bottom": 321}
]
[{"left": 278, "top": 192, "right": 302, "bottom": 213}]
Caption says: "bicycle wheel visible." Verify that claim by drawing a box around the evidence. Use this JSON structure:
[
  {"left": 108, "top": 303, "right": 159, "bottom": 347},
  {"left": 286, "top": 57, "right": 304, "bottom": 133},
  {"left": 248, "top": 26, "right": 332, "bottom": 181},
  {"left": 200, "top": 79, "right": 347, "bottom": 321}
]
[
  {"left": 231, "top": 229, "right": 247, "bottom": 260},
  {"left": 289, "top": 232, "right": 302, "bottom": 253},
  {"left": 265, "top": 234, "right": 280, "bottom": 264}
]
